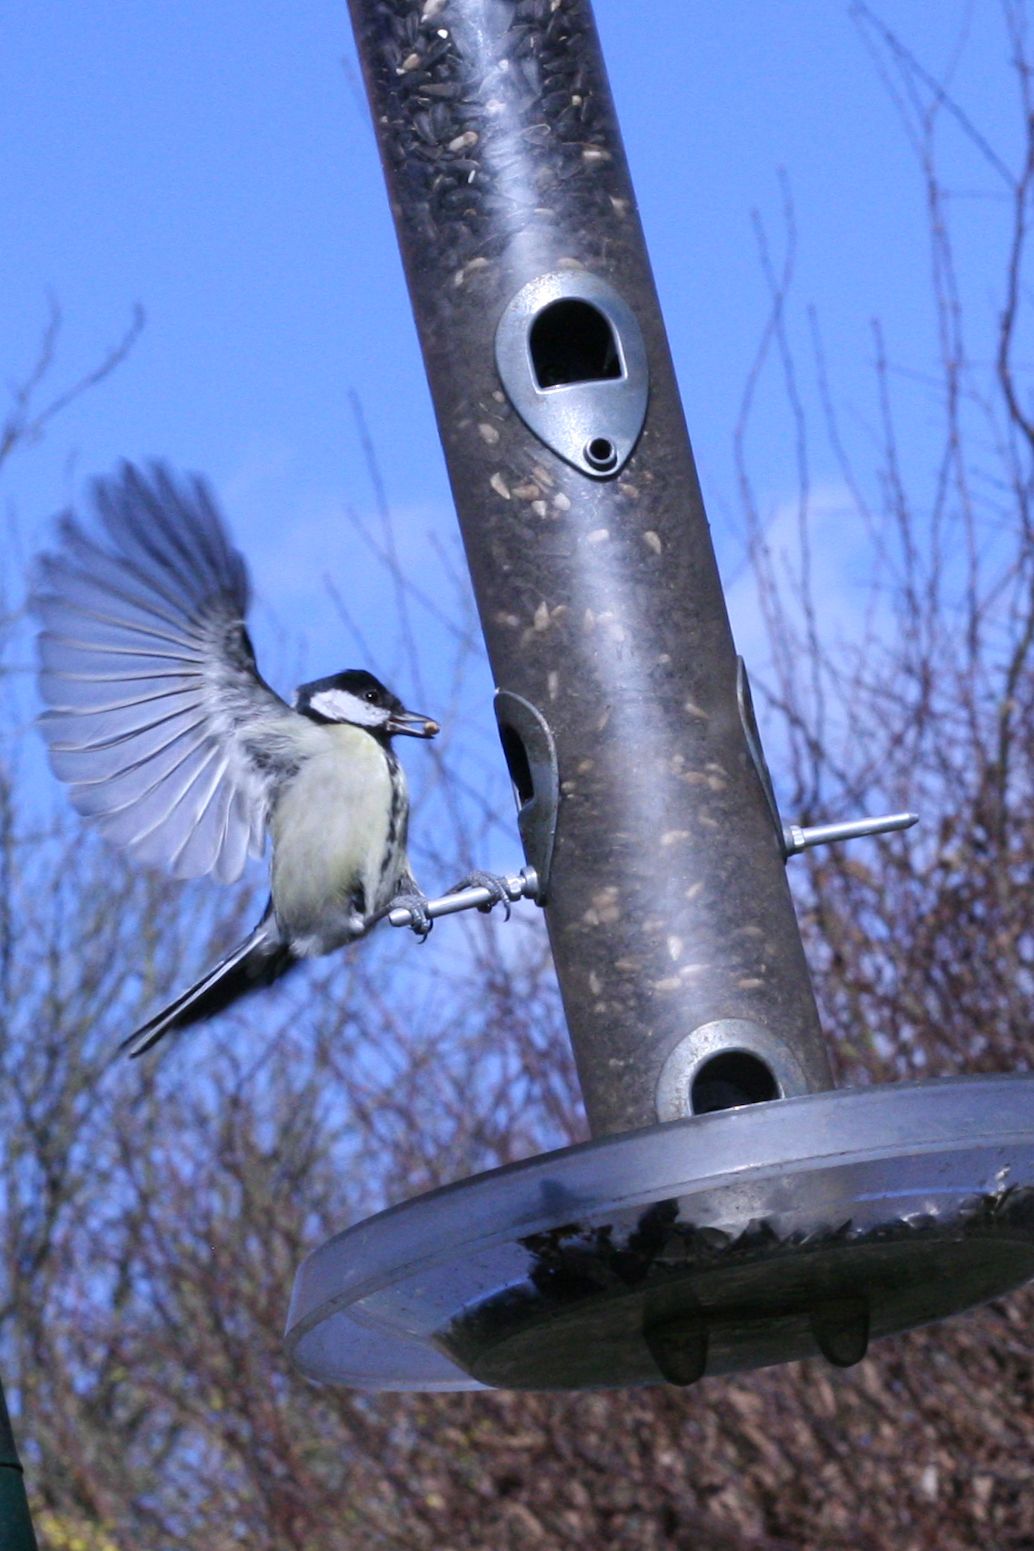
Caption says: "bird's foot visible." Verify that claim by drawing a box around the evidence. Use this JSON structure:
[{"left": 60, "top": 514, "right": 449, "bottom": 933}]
[
  {"left": 448, "top": 870, "right": 516, "bottom": 921},
  {"left": 389, "top": 891, "right": 434, "bottom": 941}
]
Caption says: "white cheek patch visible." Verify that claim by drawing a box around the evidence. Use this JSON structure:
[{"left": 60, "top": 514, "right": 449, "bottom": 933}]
[{"left": 308, "top": 689, "right": 388, "bottom": 728}]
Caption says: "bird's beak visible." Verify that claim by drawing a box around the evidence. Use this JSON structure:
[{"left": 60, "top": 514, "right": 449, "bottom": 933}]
[{"left": 387, "top": 707, "right": 440, "bottom": 739}]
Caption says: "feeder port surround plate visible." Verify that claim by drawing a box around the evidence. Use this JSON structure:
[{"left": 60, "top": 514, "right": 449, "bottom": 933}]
[{"left": 285, "top": 1076, "right": 1034, "bottom": 1392}]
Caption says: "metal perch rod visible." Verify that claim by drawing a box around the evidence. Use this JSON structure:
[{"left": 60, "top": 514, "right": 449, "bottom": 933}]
[
  {"left": 390, "top": 812, "right": 919, "bottom": 929},
  {"left": 783, "top": 810, "right": 917, "bottom": 855},
  {"left": 389, "top": 868, "right": 538, "bottom": 927}
]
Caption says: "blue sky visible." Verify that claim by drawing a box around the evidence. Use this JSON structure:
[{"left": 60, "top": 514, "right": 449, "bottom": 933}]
[{"left": 2, "top": 2, "right": 1022, "bottom": 834}]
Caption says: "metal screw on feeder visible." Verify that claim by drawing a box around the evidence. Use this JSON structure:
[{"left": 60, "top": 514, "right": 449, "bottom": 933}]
[{"left": 286, "top": 0, "right": 1034, "bottom": 1393}]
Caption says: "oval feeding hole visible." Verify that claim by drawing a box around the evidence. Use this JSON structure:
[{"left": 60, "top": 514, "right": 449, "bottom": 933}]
[
  {"left": 529, "top": 298, "right": 622, "bottom": 389},
  {"left": 499, "top": 720, "right": 534, "bottom": 808},
  {"left": 690, "top": 1051, "right": 779, "bottom": 1115}
]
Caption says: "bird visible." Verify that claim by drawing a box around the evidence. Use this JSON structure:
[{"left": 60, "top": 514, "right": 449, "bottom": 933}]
[{"left": 30, "top": 460, "right": 471, "bottom": 1057}]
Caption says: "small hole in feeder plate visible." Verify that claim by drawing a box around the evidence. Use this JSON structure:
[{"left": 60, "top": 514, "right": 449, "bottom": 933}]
[{"left": 584, "top": 436, "right": 618, "bottom": 472}]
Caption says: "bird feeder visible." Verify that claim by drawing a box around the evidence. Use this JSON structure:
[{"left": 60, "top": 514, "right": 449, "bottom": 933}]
[{"left": 285, "top": 0, "right": 1034, "bottom": 1391}]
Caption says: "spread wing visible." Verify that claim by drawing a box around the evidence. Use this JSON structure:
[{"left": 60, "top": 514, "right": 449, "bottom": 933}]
[{"left": 31, "top": 461, "right": 290, "bottom": 884}]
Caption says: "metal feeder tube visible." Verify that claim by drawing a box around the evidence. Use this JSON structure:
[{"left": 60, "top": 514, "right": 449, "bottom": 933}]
[
  {"left": 286, "top": 0, "right": 1034, "bottom": 1392},
  {"left": 344, "top": 0, "right": 832, "bottom": 1137}
]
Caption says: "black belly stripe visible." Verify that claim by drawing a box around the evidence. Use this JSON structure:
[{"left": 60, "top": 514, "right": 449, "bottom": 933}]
[
  {"left": 379, "top": 752, "right": 406, "bottom": 889},
  {"left": 385, "top": 749, "right": 403, "bottom": 849}
]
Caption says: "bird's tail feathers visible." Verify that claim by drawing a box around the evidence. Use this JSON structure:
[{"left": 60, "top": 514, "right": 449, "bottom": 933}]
[{"left": 122, "top": 916, "right": 296, "bottom": 1058}]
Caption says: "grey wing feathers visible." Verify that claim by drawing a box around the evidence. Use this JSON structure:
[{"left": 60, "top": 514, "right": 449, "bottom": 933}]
[{"left": 31, "top": 462, "right": 288, "bottom": 884}]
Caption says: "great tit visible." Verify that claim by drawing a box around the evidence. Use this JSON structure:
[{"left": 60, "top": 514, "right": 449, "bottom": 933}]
[{"left": 31, "top": 462, "right": 446, "bottom": 1056}]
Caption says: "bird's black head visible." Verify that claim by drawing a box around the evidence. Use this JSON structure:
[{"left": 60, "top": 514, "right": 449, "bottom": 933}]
[{"left": 294, "top": 670, "right": 439, "bottom": 740}]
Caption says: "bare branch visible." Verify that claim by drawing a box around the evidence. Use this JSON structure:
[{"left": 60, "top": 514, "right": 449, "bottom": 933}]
[{"left": 0, "top": 301, "right": 145, "bottom": 470}]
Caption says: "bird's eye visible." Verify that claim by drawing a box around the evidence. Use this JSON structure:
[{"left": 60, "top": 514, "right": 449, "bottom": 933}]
[{"left": 364, "top": 689, "right": 380, "bottom": 703}]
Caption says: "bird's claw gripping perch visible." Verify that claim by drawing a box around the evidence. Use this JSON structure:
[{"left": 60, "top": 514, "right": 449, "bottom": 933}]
[
  {"left": 447, "top": 869, "right": 518, "bottom": 920},
  {"left": 388, "top": 867, "right": 539, "bottom": 932},
  {"left": 389, "top": 892, "right": 435, "bottom": 940}
]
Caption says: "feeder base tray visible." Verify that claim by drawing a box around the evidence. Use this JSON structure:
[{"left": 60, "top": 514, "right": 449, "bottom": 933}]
[{"left": 285, "top": 1076, "right": 1034, "bottom": 1391}]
